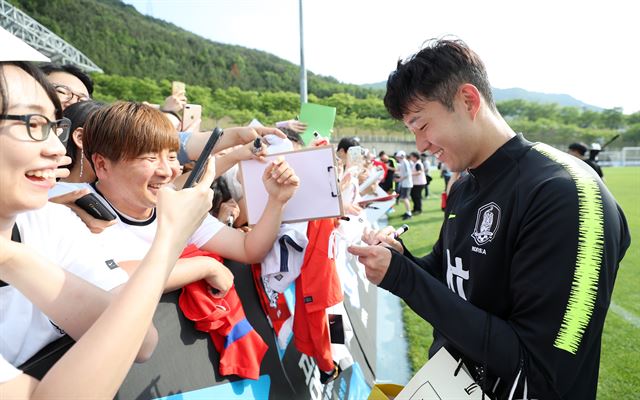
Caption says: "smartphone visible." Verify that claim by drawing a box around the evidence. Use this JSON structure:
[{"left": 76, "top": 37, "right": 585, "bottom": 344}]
[
  {"left": 347, "top": 146, "right": 364, "bottom": 169},
  {"left": 171, "top": 81, "right": 185, "bottom": 96},
  {"left": 183, "top": 127, "right": 223, "bottom": 188},
  {"left": 75, "top": 193, "right": 116, "bottom": 221},
  {"left": 182, "top": 104, "right": 201, "bottom": 131},
  {"left": 328, "top": 314, "right": 345, "bottom": 344}
]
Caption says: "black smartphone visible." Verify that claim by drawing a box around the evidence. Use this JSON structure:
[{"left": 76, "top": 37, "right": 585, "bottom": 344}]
[
  {"left": 183, "top": 127, "right": 223, "bottom": 189},
  {"left": 328, "top": 314, "right": 345, "bottom": 344},
  {"left": 75, "top": 193, "right": 116, "bottom": 221}
]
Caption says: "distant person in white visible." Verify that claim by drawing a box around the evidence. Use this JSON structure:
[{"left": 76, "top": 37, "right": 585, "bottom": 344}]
[{"left": 394, "top": 150, "right": 413, "bottom": 220}]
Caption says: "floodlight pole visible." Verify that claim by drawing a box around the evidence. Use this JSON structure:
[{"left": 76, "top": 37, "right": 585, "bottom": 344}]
[{"left": 299, "top": 0, "right": 308, "bottom": 104}]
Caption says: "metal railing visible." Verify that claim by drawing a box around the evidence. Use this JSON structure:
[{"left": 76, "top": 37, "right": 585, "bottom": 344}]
[{"left": 0, "top": 0, "right": 102, "bottom": 72}]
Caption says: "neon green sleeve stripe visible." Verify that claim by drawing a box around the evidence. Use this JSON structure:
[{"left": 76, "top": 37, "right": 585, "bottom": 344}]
[{"left": 533, "top": 144, "right": 604, "bottom": 355}]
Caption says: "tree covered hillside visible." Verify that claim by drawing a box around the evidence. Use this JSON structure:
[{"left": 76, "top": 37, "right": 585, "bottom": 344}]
[
  {"left": 7, "top": 0, "right": 640, "bottom": 146},
  {"left": 8, "top": 0, "right": 376, "bottom": 98}
]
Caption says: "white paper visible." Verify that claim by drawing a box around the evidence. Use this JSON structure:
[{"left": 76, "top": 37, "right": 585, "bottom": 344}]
[{"left": 397, "top": 347, "right": 488, "bottom": 400}]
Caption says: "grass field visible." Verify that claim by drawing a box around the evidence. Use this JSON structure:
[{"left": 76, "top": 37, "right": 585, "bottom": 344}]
[{"left": 388, "top": 166, "right": 639, "bottom": 399}]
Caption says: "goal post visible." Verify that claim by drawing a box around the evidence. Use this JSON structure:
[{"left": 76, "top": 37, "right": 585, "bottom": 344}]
[{"left": 622, "top": 147, "right": 640, "bottom": 166}]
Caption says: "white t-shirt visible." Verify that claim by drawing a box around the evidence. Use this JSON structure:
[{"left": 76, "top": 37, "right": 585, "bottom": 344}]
[
  {"left": 0, "top": 355, "right": 21, "bottom": 383},
  {"left": 398, "top": 159, "right": 414, "bottom": 188},
  {"left": 262, "top": 222, "right": 308, "bottom": 293},
  {"left": 0, "top": 203, "right": 129, "bottom": 369},
  {"left": 50, "top": 182, "right": 224, "bottom": 263},
  {"left": 411, "top": 160, "right": 427, "bottom": 186}
]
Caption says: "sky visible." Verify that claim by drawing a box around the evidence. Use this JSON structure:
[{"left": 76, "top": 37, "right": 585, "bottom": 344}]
[{"left": 123, "top": 0, "right": 639, "bottom": 114}]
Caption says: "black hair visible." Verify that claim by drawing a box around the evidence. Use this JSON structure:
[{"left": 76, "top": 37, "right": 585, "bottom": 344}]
[
  {"left": 337, "top": 137, "right": 359, "bottom": 153},
  {"left": 384, "top": 38, "right": 496, "bottom": 120},
  {"left": 279, "top": 127, "right": 304, "bottom": 146},
  {"left": 409, "top": 151, "right": 421, "bottom": 159},
  {"left": 40, "top": 63, "right": 94, "bottom": 95},
  {"left": 210, "top": 176, "right": 233, "bottom": 218},
  {"left": 63, "top": 100, "right": 106, "bottom": 170},
  {"left": 568, "top": 142, "right": 588, "bottom": 156},
  {"left": 378, "top": 150, "right": 387, "bottom": 157},
  {"left": 1, "top": 61, "right": 62, "bottom": 118}
]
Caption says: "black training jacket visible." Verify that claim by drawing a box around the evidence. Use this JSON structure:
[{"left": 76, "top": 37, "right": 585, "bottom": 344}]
[{"left": 380, "top": 134, "right": 630, "bottom": 399}]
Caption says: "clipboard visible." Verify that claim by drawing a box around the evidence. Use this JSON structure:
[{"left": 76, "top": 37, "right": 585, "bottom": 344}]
[
  {"left": 239, "top": 146, "right": 343, "bottom": 225},
  {"left": 358, "top": 193, "right": 398, "bottom": 207}
]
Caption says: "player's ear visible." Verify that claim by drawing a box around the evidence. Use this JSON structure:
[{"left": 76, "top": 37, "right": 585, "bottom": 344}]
[{"left": 458, "top": 83, "right": 481, "bottom": 120}]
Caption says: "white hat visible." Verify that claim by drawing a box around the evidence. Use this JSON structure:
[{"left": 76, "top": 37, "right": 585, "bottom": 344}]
[
  {"left": 0, "top": 27, "right": 50, "bottom": 62},
  {"left": 396, "top": 150, "right": 406, "bottom": 158},
  {"left": 591, "top": 143, "right": 602, "bottom": 151}
]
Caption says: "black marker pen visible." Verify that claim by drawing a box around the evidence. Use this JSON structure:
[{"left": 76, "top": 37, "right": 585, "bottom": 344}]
[
  {"left": 393, "top": 224, "right": 409, "bottom": 239},
  {"left": 372, "top": 223, "right": 409, "bottom": 246},
  {"left": 251, "top": 137, "right": 262, "bottom": 154}
]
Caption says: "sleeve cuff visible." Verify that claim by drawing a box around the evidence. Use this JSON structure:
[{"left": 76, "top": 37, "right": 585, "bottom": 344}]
[{"left": 378, "top": 248, "right": 404, "bottom": 292}]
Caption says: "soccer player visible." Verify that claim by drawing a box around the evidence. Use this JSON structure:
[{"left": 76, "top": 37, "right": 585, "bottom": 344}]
[{"left": 348, "top": 39, "right": 630, "bottom": 399}]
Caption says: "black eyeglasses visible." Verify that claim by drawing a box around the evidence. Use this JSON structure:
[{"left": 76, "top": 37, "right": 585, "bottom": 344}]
[
  {"left": 0, "top": 114, "right": 71, "bottom": 143},
  {"left": 54, "top": 84, "right": 91, "bottom": 103}
]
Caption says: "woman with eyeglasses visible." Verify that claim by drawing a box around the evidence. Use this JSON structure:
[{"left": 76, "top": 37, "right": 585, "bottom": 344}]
[
  {"left": 0, "top": 61, "right": 217, "bottom": 398},
  {"left": 40, "top": 64, "right": 92, "bottom": 110}
]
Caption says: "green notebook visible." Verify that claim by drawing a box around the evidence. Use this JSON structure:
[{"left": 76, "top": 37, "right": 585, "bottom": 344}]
[{"left": 299, "top": 102, "right": 336, "bottom": 145}]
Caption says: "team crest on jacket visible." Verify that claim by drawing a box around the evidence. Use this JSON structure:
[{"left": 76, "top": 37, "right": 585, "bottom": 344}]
[{"left": 471, "top": 202, "right": 501, "bottom": 245}]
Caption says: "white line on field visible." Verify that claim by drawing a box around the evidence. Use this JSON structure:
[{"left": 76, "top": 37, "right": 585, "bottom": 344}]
[{"left": 610, "top": 302, "right": 640, "bottom": 328}]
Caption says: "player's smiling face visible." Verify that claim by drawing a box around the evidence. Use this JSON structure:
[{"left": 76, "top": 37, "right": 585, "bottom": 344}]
[{"left": 403, "top": 97, "right": 477, "bottom": 172}]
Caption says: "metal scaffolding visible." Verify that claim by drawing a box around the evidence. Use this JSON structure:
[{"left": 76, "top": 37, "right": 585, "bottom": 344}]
[{"left": 0, "top": 0, "right": 102, "bottom": 72}]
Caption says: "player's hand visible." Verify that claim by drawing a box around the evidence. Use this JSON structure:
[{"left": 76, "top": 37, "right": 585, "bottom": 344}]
[
  {"left": 347, "top": 245, "right": 392, "bottom": 285},
  {"left": 362, "top": 226, "right": 403, "bottom": 253}
]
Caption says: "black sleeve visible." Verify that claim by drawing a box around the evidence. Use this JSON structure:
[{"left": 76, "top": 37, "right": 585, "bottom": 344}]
[
  {"left": 398, "top": 211, "right": 446, "bottom": 281},
  {"left": 380, "top": 176, "right": 625, "bottom": 398},
  {"left": 379, "top": 250, "right": 522, "bottom": 384},
  {"left": 415, "top": 163, "right": 423, "bottom": 172},
  {"left": 398, "top": 237, "right": 444, "bottom": 281}
]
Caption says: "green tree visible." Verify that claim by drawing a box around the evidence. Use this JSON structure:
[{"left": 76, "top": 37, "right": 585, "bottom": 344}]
[{"left": 600, "top": 108, "right": 625, "bottom": 130}]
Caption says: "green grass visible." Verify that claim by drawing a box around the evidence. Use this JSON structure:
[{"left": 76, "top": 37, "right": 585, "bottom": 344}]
[{"left": 392, "top": 166, "right": 639, "bottom": 399}]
